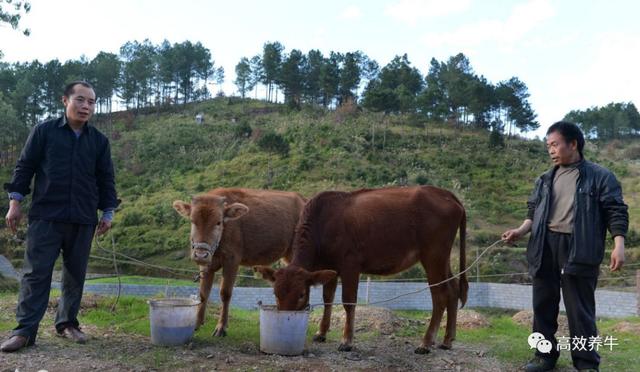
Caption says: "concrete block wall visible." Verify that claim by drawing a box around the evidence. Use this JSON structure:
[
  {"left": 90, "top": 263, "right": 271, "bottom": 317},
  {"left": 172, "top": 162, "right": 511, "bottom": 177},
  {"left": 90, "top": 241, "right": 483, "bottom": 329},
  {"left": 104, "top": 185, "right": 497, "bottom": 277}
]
[
  {"left": 484, "top": 283, "right": 533, "bottom": 311},
  {"left": 0, "top": 255, "right": 19, "bottom": 280},
  {"left": 51, "top": 281, "right": 638, "bottom": 318},
  {"left": 595, "top": 289, "right": 638, "bottom": 318}
]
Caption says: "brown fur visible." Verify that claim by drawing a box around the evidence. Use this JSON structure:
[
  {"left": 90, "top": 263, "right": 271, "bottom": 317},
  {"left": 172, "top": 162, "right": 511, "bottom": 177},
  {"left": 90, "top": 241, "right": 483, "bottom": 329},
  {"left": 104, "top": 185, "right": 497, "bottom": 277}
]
[
  {"left": 174, "top": 188, "right": 306, "bottom": 336},
  {"left": 255, "top": 186, "right": 466, "bottom": 353}
]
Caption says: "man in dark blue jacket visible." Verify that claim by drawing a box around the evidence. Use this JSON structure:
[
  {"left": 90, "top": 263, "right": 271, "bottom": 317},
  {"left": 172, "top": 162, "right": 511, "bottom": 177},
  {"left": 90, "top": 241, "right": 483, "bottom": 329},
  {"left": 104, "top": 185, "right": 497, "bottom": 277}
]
[
  {"left": 2, "top": 81, "right": 118, "bottom": 352},
  {"left": 502, "top": 121, "right": 628, "bottom": 372}
]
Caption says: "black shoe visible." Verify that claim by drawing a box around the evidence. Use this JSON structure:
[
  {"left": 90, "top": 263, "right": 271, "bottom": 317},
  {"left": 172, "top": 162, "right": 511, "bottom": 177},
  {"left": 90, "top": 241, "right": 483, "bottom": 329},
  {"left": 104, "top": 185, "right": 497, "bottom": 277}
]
[
  {"left": 1, "top": 335, "right": 31, "bottom": 352},
  {"left": 57, "top": 326, "right": 88, "bottom": 344},
  {"left": 524, "top": 356, "right": 556, "bottom": 372}
]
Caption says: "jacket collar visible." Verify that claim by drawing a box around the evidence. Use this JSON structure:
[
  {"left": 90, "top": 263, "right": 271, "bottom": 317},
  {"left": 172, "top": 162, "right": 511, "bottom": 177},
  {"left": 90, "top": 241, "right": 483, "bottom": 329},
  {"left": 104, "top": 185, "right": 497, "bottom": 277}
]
[
  {"left": 58, "top": 116, "right": 90, "bottom": 132},
  {"left": 542, "top": 159, "right": 586, "bottom": 182}
]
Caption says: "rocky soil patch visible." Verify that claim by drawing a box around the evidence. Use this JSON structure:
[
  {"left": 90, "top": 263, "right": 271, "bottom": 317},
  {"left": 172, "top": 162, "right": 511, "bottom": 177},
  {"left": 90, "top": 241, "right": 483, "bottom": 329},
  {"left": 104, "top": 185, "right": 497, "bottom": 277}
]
[{"left": 512, "top": 310, "right": 570, "bottom": 335}]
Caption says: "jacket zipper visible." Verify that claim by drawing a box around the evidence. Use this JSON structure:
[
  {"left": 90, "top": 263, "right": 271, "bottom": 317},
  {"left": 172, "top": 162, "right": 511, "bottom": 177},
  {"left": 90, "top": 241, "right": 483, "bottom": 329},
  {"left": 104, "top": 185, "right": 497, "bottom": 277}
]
[{"left": 562, "top": 165, "right": 583, "bottom": 275}]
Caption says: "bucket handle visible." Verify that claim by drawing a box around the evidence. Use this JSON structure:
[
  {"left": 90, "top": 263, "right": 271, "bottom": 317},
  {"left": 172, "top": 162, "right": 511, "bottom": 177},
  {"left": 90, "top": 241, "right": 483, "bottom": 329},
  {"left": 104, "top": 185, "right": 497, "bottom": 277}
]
[{"left": 257, "top": 300, "right": 310, "bottom": 312}]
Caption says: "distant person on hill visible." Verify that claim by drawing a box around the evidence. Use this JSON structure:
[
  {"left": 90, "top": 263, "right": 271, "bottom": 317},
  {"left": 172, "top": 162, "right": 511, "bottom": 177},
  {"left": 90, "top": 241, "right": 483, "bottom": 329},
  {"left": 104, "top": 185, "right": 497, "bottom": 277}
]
[
  {"left": 502, "top": 121, "right": 628, "bottom": 372},
  {"left": 2, "top": 81, "right": 118, "bottom": 352}
]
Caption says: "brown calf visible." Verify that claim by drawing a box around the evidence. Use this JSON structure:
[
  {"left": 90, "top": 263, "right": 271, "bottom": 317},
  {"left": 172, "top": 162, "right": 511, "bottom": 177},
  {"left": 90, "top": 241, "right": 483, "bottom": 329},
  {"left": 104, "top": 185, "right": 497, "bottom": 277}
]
[
  {"left": 174, "top": 188, "right": 305, "bottom": 336},
  {"left": 256, "top": 186, "right": 467, "bottom": 353}
]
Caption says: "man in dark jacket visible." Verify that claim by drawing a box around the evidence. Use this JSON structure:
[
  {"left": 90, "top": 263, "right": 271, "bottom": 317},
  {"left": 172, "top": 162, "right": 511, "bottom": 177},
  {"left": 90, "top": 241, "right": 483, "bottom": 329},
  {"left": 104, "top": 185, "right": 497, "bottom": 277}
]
[
  {"left": 2, "top": 81, "right": 118, "bottom": 352},
  {"left": 502, "top": 121, "right": 628, "bottom": 372}
]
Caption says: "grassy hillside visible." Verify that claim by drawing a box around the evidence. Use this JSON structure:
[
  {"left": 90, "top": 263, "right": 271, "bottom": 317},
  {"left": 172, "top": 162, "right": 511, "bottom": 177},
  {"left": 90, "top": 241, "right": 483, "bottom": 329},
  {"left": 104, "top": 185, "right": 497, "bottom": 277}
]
[{"left": 1, "top": 98, "right": 638, "bottom": 284}]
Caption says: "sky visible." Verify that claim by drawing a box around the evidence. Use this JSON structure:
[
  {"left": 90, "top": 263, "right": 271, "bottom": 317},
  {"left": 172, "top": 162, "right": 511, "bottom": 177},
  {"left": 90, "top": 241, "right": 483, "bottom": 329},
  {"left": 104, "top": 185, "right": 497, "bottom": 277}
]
[{"left": 1, "top": 0, "right": 639, "bottom": 138}]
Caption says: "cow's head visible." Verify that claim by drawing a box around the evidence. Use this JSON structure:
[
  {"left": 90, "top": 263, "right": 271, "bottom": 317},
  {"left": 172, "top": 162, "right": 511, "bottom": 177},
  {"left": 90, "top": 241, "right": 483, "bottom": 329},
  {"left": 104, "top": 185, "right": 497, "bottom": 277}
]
[
  {"left": 254, "top": 265, "right": 337, "bottom": 310},
  {"left": 173, "top": 195, "right": 249, "bottom": 265}
]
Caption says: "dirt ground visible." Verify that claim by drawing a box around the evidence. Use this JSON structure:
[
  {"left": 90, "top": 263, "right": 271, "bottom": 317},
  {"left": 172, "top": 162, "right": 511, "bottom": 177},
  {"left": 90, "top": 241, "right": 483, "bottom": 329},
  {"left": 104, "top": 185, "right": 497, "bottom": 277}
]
[
  {"left": 0, "top": 296, "right": 539, "bottom": 372},
  {"left": 0, "top": 329, "right": 511, "bottom": 372}
]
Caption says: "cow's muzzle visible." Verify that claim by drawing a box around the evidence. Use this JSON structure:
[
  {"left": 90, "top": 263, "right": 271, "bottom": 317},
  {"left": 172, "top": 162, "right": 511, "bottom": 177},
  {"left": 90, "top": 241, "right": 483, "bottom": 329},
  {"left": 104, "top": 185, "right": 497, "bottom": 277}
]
[{"left": 191, "top": 241, "right": 218, "bottom": 261}]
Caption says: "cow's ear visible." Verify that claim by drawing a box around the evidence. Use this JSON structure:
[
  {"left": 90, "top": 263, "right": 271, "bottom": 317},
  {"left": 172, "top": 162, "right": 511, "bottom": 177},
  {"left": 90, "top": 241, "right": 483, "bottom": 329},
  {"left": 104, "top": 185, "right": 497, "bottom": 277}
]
[
  {"left": 173, "top": 200, "right": 191, "bottom": 218},
  {"left": 254, "top": 266, "right": 276, "bottom": 283},
  {"left": 308, "top": 270, "right": 337, "bottom": 286},
  {"left": 224, "top": 203, "right": 249, "bottom": 221}
]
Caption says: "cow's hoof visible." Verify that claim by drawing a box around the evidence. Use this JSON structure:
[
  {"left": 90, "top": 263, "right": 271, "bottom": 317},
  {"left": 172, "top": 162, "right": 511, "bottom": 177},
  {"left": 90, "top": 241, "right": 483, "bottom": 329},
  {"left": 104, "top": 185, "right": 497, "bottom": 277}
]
[
  {"left": 438, "top": 343, "right": 452, "bottom": 350},
  {"left": 414, "top": 346, "right": 431, "bottom": 354},
  {"left": 212, "top": 328, "right": 227, "bottom": 337},
  {"left": 312, "top": 334, "right": 326, "bottom": 343},
  {"left": 338, "top": 343, "right": 353, "bottom": 352}
]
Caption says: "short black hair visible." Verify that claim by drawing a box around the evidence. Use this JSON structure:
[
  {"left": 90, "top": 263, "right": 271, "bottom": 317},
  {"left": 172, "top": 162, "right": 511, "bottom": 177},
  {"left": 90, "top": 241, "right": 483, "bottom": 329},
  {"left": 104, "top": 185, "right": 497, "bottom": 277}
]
[
  {"left": 63, "top": 81, "right": 94, "bottom": 98},
  {"left": 546, "top": 121, "right": 585, "bottom": 158}
]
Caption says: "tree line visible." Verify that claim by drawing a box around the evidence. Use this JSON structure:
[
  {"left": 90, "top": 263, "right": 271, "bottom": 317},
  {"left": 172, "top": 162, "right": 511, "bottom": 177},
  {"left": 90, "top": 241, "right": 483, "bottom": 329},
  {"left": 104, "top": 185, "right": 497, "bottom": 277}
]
[
  {"left": 235, "top": 43, "right": 540, "bottom": 135},
  {"left": 0, "top": 39, "right": 222, "bottom": 127},
  {"left": 2, "top": 35, "right": 638, "bottom": 158},
  {"left": 564, "top": 102, "right": 640, "bottom": 140},
  {"left": 234, "top": 42, "right": 379, "bottom": 108},
  {"left": 0, "top": 38, "right": 223, "bottom": 166},
  {"left": 4, "top": 38, "right": 537, "bottom": 136}
]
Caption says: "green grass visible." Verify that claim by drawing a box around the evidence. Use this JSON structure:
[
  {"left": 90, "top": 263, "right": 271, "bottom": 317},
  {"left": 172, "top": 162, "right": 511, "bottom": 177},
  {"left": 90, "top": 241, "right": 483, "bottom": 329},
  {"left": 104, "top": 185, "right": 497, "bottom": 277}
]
[
  {"left": 0, "top": 290, "right": 17, "bottom": 330},
  {"left": 393, "top": 308, "right": 640, "bottom": 370},
  {"left": 0, "top": 274, "right": 19, "bottom": 292},
  {"left": 78, "top": 293, "right": 333, "bottom": 347},
  {"left": 2, "top": 290, "right": 639, "bottom": 369},
  {"left": 193, "top": 307, "right": 335, "bottom": 347},
  {"left": 0, "top": 289, "right": 61, "bottom": 331},
  {"left": 82, "top": 295, "right": 151, "bottom": 335},
  {"left": 593, "top": 317, "right": 640, "bottom": 371},
  {"left": 459, "top": 315, "right": 533, "bottom": 364},
  {"left": 86, "top": 275, "right": 198, "bottom": 287}
]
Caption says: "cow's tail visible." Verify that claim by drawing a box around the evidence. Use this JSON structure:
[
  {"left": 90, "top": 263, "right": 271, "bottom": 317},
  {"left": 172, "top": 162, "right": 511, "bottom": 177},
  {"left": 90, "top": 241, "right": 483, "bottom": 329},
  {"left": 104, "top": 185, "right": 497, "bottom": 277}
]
[{"left": 458, "top": 207, "right": 468, "bottom": 308}]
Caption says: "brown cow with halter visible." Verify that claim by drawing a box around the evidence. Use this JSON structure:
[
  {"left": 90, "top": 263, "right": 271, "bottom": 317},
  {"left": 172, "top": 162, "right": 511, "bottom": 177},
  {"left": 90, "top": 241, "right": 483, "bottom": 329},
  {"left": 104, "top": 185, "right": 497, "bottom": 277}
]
[
  {"left": 173, "top": 188, "right": 306, "bottom": 336},
  {"left": 255, "top": 186, "right": 467, "bottom": 353}
]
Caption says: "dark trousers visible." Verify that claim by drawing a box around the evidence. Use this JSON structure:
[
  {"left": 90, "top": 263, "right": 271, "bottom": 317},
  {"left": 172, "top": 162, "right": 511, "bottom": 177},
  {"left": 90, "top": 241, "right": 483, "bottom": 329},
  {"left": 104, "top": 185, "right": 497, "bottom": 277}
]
[
  {"left": 532, "top": 230, "right": 600, "bottom": 370},
  {"left": 12, "top": 220, "right": 95, "bottom": 343}
]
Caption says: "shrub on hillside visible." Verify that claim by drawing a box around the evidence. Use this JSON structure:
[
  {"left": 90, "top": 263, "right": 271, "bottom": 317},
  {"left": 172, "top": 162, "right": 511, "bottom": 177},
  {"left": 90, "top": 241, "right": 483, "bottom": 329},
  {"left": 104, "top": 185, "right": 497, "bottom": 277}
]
[
  {"left": 415, "top": 173, "right": 429, "bottom": 185},
  {"left": 624, "top": 228, "right": 639, "bottom": 247},
  {"left": 472, "top": 230, "right": 502, "bottom": 246},
  {"left": 489, "top": 128, "right": 505, "bottom": 148},
  {"left": 121, "top": 211, "right": 146, "bottom": 227},
  {"left": 149, "top": 204, "right": 182, "bottom": 227},
  {"left": 0, "top": 273, "right": 19, "bottom": 292},
  {"left": 624, "top": 144, "right": 640, "bottom": 160},
  {"left": 257, "top": 131, "right": 289, "bottom": 156},
  {"left": 296, "top": 157, "right": 312, "bottom": 171},
  {"left": 334, "top": 98, "right": 359, "bottom": 123},
  {"left": 233, "top": 120, "right": 252, "bottom": 138}
]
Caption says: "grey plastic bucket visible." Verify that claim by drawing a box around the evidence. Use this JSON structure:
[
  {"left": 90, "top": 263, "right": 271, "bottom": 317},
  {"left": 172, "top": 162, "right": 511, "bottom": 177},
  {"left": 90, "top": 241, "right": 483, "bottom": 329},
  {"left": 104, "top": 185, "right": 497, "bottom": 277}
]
[
  {"left": 259, "top": 304, "right": 310, "bottom": 355},
  {"left": 148, "top": 298, "right": 199, "bottom": 346}
]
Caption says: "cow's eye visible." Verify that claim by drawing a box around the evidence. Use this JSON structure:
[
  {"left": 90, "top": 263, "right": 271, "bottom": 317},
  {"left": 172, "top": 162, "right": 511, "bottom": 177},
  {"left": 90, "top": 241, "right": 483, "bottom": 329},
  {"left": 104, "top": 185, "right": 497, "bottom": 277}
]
[
  {"left": 216, "top": 221, "right": 221, "bottom": 226},
  {"left": 299, "top": 292, "right": 305, "bottom": 300}
]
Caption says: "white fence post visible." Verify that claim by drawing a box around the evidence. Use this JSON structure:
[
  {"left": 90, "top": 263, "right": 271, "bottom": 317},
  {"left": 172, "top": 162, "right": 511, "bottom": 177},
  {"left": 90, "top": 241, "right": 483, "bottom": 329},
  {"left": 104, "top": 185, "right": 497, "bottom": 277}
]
[
  {"left": 366, "top": 277, "right": 371, "bottom": 304},
  {"left": 636, "top": 270, "right": 639, "bottom": 316}
]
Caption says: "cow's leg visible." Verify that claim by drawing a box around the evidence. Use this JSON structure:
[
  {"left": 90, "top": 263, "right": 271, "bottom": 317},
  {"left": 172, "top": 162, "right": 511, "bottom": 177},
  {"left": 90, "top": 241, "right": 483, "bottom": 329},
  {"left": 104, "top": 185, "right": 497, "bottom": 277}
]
[
  {"left": 416, "top": 258, "right": 449, "bottom": 354},
  {"left": 418, "top": 284, "right": 448, "bottom": 354},
  {"left": 313, "top": 275, "right": 338, "bottom": 342},
  {"left": 212, "top": 259, "right": 239, "bottom": 337},
  {"left": 196, "top": 260, "right": 222, "bottom": 330},
  {"left": 338, "top": 272, "right": 359, "bottom": 352},
  {"left": 440, "top": 274, "right": 459, "bottom": 350}
]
